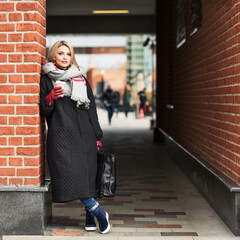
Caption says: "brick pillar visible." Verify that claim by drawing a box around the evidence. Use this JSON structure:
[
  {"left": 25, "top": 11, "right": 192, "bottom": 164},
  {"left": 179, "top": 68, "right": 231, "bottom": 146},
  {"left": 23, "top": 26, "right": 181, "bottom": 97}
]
[{"left": 0, "top": 0, "right": 51, "bottom": 235}]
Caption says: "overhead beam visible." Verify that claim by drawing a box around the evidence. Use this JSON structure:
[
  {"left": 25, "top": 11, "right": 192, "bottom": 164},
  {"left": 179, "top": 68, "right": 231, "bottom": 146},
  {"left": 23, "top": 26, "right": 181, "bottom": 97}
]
[{"left": 47, "top": 15, "right": 156, "bottom": 34}]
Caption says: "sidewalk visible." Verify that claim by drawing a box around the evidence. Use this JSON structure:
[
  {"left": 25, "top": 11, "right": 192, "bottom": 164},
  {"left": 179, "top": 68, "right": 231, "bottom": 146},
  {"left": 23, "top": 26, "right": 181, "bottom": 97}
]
[{"left": 2, "top": 109, "right": 240, "bottom": 240}]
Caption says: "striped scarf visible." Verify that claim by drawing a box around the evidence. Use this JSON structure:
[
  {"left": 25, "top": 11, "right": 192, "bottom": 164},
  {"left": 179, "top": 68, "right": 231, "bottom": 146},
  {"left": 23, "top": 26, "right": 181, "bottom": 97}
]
[{"left": 43, "top": 62, "right": 90, "bottom": 109}]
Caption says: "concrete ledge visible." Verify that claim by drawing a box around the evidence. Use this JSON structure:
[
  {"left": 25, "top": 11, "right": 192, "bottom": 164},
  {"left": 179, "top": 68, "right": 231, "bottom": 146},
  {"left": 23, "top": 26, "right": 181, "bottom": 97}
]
[
  {"left": 159, "top": 128, "right": 240, "bottom": 236},
  {"left": 0, "top": 181, "right": 52, "bottom": 235},
  {"left": 0, "top": 181, "right": 50, "bottom": 192}
]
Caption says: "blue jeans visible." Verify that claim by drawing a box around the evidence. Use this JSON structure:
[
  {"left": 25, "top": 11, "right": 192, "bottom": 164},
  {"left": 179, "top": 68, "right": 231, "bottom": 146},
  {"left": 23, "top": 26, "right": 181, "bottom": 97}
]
[
  {"left": 124, "top": 103, "right": 130, "bottom": 117},
  {"left": 80, "top": 198, "right": 98, "bottom": 212},
  {"left": 106, "top": 105, "right": 114, "bottom": 124}
]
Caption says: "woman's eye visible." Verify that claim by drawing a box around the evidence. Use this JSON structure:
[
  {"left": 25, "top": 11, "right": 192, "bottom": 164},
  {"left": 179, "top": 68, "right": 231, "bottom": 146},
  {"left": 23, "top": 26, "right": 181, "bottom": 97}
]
[{"left": 67, "top": 53, "right": 71, "bottom": 56}]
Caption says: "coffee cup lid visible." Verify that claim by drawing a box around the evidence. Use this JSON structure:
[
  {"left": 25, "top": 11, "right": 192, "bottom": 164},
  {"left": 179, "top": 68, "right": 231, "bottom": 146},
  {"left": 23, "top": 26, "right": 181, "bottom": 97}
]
[{"left": 56, "top": 81, "right": 65, "bottom": 84}]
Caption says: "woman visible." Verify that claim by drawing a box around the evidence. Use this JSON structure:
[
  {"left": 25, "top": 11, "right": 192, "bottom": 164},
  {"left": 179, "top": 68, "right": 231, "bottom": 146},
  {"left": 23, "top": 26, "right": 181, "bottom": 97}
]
[{"left": 40, "top": 40, "right": 110, "bottom": 234}]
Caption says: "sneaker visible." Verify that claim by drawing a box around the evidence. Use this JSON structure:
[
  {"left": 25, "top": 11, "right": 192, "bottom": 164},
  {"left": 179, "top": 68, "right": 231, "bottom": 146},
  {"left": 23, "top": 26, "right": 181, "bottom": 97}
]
[
  {"left": 85, "top": 210, "right": 96, "bottom": 231},
  {"left": 93, "top": 207, "right": 110, "bottom": 234}
]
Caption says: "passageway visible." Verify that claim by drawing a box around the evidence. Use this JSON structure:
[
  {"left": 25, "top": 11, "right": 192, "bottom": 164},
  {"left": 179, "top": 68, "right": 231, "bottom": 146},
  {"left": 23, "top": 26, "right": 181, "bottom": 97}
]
[
  {"left": 1, "top": 0, "right": 239, "bottom": 237},
  {"left": 43, "top": 110, "right": 233, "bottom": 239}
]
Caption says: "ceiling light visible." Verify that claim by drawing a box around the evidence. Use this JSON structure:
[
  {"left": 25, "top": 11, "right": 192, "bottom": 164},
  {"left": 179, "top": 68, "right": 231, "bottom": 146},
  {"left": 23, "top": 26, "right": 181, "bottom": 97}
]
[{"left": 92, "top": 10, "right": 129, "bottom": 14}]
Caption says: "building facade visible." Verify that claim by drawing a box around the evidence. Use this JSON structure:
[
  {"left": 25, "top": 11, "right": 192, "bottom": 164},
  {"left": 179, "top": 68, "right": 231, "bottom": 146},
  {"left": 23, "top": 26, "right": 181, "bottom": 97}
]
[{"left": 126, "top": 34, "right": 153, "bottom": 88}]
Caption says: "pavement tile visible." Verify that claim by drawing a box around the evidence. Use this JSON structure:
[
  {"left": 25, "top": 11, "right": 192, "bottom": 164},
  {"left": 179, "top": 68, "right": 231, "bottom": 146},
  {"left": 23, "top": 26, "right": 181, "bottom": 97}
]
[
  {"left": 124, "top": 232, "right": 161, "bottom": 236},
  {"left": 142, "top": 199, "right": 169, "bottom": 202},
  {"left": 99, "top": 203, "right": 124, "bottom": 206},
  {"left": 134, "top": 208, "right": 164, "bottom": 212},
  {"left": 118, "top": 237, "right": 194, "bottom": 240},
  {"left": 155, "top": 211, "right": 186, "bottom": 216},
  {"left": 54, "top": 204, "right": 81, "bottom": 208},
  {"left": 113, "top": 224, "right": 150, "bottom": 228},
  {"left": 139, "top": 181, "right": 163, "bottom": 184},
  {"left": 115, "top": 193, "right": 133, "bottom": 197},
  {"left": 136, "top": 228, "right": 173, "bottom": 233},
  {"left": 147, "top": 224, "right": 182, "bottom": 228},
  {"left": 110, "top": 216, "right": 135, "bottom": 221},
  {"left": 151, "top": 196, "right": 177, "bottom": 199},
  {"left": 100, "top": 200, "right": 133, "bottom": 204},
  {"left": 161, "top": 232, "right": 198, "bottom": 236},
  {"left": 144, "top": 215, "right": 177, "bottom": 218},
  {"left": 55, "top": 219, "right": 84, "bottom": 224},
  {"left": 109, "top": 227, "right": 137, "bottom": 232},
  {"left": 89, "top": 232, "right": 126, "bottom": 236},
  {"left": 51, "top": 230, "right": 88, "bottom": 236},
  {"left": 112, "top": 214, "right": 145, "bottom": 218},
  {"left": 123, "top": 220, "right": 158, "bottom": 225}
]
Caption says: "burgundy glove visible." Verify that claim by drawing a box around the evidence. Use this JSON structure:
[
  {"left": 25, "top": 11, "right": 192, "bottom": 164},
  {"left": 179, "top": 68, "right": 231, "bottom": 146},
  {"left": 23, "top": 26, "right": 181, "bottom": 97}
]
[
  {"left": 46, "top": 87, "right": 64, "bottom": 105},
  {"left": 97, "top": 140, "right": 103, "bottom": 152}
]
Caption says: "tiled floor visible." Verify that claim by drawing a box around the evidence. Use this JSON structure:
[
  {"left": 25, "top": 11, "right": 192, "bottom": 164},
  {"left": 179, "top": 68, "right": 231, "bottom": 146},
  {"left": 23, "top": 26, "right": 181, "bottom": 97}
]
[
  {"left": 43, "top": 110, "right": 235, "bottom": 238},
  {"left": 2, "top": 110, "right": 239, "bottom": 239}
]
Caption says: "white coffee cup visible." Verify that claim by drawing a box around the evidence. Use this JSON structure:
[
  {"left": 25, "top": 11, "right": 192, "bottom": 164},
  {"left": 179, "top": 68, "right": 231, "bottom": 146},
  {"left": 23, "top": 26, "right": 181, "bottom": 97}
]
[{"left": 55, "top": 81, "right": 65, "bottom": 97}]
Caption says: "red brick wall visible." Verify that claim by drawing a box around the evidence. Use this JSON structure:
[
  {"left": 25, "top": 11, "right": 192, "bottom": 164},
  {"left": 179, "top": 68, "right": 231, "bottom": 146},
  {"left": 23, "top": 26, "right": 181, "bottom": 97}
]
[
  {"left": 157, "top": 1, "right": 240, "bottom": 183},
  {"left": 87, "top": 68, "right": 102, "bottom": 94},
  {"left": 0, "top": 0, "right": 46, "bottom": 186},
  {"left": 87, "top": 68, "right": 126, "bottom": 95}
]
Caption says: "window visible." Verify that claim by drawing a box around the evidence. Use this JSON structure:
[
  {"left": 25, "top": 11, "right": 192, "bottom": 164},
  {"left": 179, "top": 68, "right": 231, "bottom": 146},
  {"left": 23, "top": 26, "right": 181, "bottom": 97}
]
[
  {"left": 176, "top": 0, "right": 187, "bottom": 48},
  {"left": 190, "top": 0, "right": 202, "bottom": 35}
]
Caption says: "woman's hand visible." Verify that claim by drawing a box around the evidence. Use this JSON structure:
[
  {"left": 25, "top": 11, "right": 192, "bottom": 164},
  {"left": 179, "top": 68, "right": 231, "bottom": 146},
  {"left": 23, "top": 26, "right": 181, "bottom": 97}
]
[
  {"left": 46, "top": 87, "right": 64, "bottom": 105},
  {"left": 97, "top": 140, "right": 103, "bottom": 152}
]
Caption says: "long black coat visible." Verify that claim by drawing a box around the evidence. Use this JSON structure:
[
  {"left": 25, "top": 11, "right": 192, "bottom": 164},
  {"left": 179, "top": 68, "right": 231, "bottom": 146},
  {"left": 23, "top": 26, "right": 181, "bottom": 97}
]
[{"left": 40, "top": 74, "right": 103, "bottom": 203}]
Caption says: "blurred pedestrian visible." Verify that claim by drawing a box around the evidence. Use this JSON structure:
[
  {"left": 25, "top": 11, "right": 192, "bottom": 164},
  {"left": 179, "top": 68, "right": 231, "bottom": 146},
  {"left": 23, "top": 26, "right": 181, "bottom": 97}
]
[
  {"left": 40, "top": 40, "right": 110, "bottom": 234},
  {"left": 138, "top": 88, "right": 147, "bottom": 114},
  {"left": 101, "top": 85, "right": 115, "bottom": 125},
  {"left": 123, "top": 84, "right": 131, "bottom": 118},
  {"left": 113, "top": 90, "right": 120, "bottom": 117}
]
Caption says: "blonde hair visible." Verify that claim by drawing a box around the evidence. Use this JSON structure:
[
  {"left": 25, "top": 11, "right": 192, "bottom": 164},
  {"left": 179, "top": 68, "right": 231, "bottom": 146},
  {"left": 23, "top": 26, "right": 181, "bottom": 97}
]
[{"left": 47, "top": 40, "right": 79, "bottom": 67}]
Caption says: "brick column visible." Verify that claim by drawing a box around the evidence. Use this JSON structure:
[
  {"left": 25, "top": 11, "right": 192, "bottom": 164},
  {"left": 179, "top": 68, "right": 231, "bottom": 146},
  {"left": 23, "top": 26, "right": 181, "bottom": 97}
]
[{"left": 0, "top": 0, "right": 51, "bottom": 235}]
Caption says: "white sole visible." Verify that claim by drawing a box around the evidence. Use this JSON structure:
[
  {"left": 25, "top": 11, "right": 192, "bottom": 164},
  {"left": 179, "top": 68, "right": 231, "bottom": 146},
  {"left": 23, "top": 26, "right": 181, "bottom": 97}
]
[
  {"left": 85, "top": 226, "right": 97, "bottom": 231},
  {"left": 100, "top": 212, "right": 111, "bottom": 234}
]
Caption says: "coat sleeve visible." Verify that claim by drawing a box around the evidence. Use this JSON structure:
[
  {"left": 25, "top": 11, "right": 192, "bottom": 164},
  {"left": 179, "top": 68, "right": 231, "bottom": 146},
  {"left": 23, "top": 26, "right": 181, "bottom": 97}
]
[
  {"left": 39, "top": 75, "right": 55, "bottom": 118},
  {"left": 86, "top": 79, "right": 103, "bottom": 141}
]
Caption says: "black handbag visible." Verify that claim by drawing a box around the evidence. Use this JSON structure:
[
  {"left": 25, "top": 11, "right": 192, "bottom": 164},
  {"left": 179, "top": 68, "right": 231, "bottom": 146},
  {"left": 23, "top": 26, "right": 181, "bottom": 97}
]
[{"left": 96, "top": 151, "right": 116, "bottom": 198}]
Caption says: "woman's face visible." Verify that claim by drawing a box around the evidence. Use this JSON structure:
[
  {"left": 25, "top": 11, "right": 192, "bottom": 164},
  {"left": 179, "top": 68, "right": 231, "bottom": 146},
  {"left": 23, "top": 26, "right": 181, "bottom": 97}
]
[{"left": 54, "top": 45, "right": 71, "bottom": 69}]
